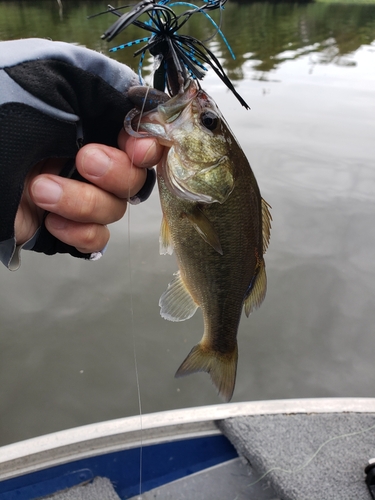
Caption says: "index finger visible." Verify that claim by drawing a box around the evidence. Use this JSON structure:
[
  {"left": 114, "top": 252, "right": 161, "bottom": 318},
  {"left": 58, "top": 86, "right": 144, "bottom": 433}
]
[
  {"left": 76, "top": 142, "right": 146, "bottom": 200},
  {"left": 76, "top": 134, "right": 164, "bottom": 200},
  {"left": 118, "top": 129, "right": 164, "bottom": 168}
]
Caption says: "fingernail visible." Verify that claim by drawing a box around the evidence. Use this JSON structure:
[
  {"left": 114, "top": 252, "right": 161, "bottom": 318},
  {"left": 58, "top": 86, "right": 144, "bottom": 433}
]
[
  {"left": 142, "top": 142, "right": 158, "bottom": 167},
  {"left": 32, "top": 178, "right": 62, "bottom": 205},
  {"left": 82, "top": 148, "right": 110, "bottom": 177}
]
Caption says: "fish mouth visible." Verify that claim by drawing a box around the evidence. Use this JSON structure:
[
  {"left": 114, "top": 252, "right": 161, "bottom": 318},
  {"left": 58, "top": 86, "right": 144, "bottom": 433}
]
[
  {"left": 124, "top": 80, "right": 199, "bottom": 141},
  {"left": 158, "top": 80, "right": 198, "bottom": 122},
  {"left": 124, "top": 108, "right": 173, "bottom": 146}
]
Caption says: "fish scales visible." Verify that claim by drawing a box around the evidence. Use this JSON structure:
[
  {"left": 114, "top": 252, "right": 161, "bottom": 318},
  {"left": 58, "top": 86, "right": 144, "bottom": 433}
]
[
  {"left": 126, "top": 82, "right": 271, "bottom": 402},
  {"left": 158, "top": 165, "right": 261, "bottom": 347}
]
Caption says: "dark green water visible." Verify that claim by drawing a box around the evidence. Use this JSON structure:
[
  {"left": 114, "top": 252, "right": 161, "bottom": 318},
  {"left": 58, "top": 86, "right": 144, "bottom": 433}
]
[
  {"left": 0, "top": 1, "right": 375, "bottom": 446},
  {"left": 1, "top": 1, "right": 375, "bottom": 73}
]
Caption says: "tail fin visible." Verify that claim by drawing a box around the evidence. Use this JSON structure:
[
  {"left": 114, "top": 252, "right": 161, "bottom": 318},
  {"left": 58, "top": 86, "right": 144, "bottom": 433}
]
[{"left": 175, "top": 342, "right": 238, "bottom": 402}]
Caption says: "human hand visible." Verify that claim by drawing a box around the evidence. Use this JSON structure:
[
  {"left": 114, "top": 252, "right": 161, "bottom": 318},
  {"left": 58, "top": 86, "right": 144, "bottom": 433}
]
[
  {"left": 15, "top": 130, "right": 163, "bottom": 254},
  {"left": 0, "top": 38, "right": 162, "bottom": 268}
]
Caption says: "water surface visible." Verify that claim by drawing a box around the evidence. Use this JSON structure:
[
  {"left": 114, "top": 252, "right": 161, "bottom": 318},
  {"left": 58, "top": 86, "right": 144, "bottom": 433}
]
[{"left": 0, "top": 0, "right": 375, "bottom": 445}]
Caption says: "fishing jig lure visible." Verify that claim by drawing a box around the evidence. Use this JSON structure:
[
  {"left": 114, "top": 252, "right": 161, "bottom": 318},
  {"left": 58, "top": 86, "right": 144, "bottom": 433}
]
[{"left": 94, "top": 0, "right": 249, "bottom": 108}]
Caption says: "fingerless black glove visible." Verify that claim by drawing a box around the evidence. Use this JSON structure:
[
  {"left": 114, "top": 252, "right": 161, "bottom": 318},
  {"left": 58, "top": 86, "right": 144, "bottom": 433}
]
[{"left": 0, "top": 38, "right": 155, "bottom": 269}]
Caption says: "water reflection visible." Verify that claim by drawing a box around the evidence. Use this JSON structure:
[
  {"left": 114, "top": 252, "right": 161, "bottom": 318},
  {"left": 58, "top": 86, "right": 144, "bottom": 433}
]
[
  {"left": 220, "top": 2, "right": 375, "bottom": 78},
  {"left": 1, "top": 1, "right": 374, "bottom": 79}
]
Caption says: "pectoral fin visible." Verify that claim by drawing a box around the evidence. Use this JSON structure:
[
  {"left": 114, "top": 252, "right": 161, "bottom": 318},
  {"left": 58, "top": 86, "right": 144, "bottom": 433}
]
[
  {"left": 244, "top": 259, "right": 267, "bottom": 317},
  {"left": 184, "top": 208, "right": 223, "bottom": 255},
  {"left": 159, "top": 271, "right": 198, "bottom": 321},
  {"left": 159, "top": 215, "right": 173, "bottom": 255}
]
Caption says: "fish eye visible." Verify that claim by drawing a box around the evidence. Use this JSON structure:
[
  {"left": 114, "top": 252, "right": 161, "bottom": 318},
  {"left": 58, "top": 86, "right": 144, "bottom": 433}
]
[{"left": 200, "top": 111, "right": 219, "bottom": 131}]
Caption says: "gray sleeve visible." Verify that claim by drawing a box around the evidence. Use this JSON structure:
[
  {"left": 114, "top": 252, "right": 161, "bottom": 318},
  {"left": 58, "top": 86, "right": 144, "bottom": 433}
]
[
  {"left": 0, "top": 230, "right": 39, "bottom": 271},
  {"left": 0, "top": 38, "right": 140, "bottom": 269}
]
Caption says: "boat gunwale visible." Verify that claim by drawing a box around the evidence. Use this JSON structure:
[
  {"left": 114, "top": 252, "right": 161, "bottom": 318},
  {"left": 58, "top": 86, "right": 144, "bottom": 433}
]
[{"left": 1, "top": 397, "right": 375, "bottom": 481}]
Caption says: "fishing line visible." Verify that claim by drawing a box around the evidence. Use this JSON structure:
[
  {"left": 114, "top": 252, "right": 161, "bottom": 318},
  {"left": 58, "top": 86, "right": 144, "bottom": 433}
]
[
  {"left": 246, "top": 420, "right": 375, "bottom": 487},
  {"left": 127, "top": 142, "right": 144, "bottom": 499},
  {"left": 127, "top": 71, "right": 156, "bottom": 499},
  {"left": 126, "top": 209, "right": 144, "bottom": 498}
]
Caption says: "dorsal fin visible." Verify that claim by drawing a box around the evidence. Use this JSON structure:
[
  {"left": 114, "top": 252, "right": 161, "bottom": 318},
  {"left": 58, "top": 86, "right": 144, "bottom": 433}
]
[
  {"left": 262, "top": 198, "right": 272, "bottom": 253},
  {"left": 244, "top": 259, "right": 267, "bottom": 317}
]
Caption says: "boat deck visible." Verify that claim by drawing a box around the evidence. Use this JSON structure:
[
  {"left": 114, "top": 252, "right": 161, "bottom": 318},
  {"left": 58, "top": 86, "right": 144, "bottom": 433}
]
[
  {"left": 128, "top": 457, "right": 277, "bottom": 500},
  {"left": 0, "top": 399, "right": 374, "bottom": 500},
  {"left": 220, "top": 410, "right": 375, "bottom": 500},
  {"left": 46, "top": 458, "right": 278, "bottom": 500}
]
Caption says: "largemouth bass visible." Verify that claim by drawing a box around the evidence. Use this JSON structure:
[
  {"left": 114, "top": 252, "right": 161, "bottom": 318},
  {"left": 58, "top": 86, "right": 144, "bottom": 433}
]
[{"left": 127, "top": 82, "right": 271, "bottom": 402}]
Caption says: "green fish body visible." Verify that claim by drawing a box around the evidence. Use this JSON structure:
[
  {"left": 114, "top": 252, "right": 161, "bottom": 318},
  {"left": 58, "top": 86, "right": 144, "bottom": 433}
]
[{"left": 128, "top": 82, "right": 271, "bottom": 402}]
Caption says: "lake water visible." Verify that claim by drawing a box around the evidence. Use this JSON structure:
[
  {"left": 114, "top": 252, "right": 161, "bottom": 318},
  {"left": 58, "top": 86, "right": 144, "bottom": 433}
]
[{"left": 0, "top": 0, "right": 375, "bottom": 446}]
